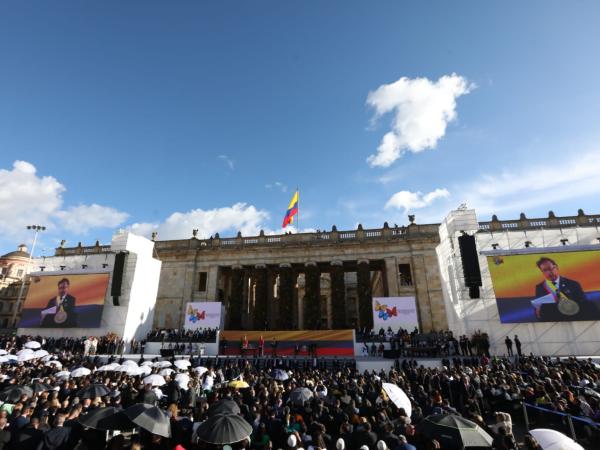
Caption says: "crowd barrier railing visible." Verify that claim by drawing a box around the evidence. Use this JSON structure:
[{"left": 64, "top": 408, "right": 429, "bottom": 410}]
[{"left": 523, "top": 402, "right": 599, "bottom": 443}]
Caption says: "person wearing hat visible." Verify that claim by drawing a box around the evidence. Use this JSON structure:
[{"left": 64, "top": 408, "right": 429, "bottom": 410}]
[
  {"left": 287, "top": 433, "right": 299, "bottom": 449},
  {"left": 397, "top": 435, "right": 416, "bottom": 450}
]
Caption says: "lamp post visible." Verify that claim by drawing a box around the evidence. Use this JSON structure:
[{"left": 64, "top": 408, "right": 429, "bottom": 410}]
[{"left": 12, "top": 225, "right": 45, "bottom": 327}]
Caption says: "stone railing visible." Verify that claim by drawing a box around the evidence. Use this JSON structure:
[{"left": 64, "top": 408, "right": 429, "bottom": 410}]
[
  {"left": 152, "top": 223, "right": 440, "bottom": 253},
  {"left": 55, "top": 244, "right": 113, "bottom": 256},
  {"left": 478, "top": 210, "right": 600, "bottom": 232}
]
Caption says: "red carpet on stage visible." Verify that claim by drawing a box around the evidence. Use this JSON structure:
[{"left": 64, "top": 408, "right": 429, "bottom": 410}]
[{"left": 219, "top": 330, "right": 355, "bottom": 357}]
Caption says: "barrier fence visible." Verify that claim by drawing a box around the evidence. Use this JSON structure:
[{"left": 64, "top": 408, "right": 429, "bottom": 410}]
[{"left": 523, "top": 402, "right": 599, "bottom": 444}]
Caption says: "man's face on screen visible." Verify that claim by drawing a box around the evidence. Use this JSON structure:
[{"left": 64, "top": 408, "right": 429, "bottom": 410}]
[
  {"left": 58, "top": 281, "right": 69, "bottom": 297},
  {"left": 539, "top": 261, "right": 559, "bottom": 282}
]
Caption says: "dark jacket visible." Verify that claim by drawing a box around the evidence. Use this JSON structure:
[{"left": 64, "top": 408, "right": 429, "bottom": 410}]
[
  {"left": 14, "top": 425, "right": 43, "bottom": 450},
  {"left": 535, "top": 277, "right": 595, "bottom": 321},
  {"left": 37, "top": 426, "right": 70, "bottom": 450},
  {"left": 42, "top": 295, "right": 77, "bottom": 327}
]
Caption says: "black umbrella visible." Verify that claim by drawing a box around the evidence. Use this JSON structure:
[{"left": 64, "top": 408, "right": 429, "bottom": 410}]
[
  {"left": 0, "top": 385, "right": 34, "bottom": 403},
  {"left": 78, "top": 384, "right": 111, "bottom": 399},
  {"left": 79, "top": 407, "right": 133, "bottom": 431},
  {"left": 418, "top": 414, "right": 493, "bottom": 449},
  {"left": 289, "top": 387, "right": 313, "bottom": 406},
  {"left": 29, "top": 382, "right": 53, "bottom": 394},
  {"left": 125, "top": 403, "right": 171, "bottom": 438},
  {"left": 208, "top": 399, "right": 241, "bottom": 416},
  {"left": 196, "top": 413, "right": 253, "bottom": 445}
]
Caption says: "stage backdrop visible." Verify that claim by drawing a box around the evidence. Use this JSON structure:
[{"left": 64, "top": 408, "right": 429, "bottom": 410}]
[
  {"left": 18, "top": 273, "right": 109, "bottom": 328},
  {"left": 488, "top": 249, "right": 600, "bottom": 323},
  {"left": 183, "top": 302, "right": 222, "bottom": 330},
  {"left": 372, "top": 297, "right": 419, "bottom": 331}
]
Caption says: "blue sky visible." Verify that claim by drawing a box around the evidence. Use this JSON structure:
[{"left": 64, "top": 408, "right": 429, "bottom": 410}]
[{"left": 1, "top": 1, "right": 600, "bottom": 256}]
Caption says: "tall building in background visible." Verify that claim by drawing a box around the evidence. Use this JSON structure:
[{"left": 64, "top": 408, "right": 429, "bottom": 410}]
[{"left": 0, "top": 244, "right": 32, "bottom": 328}]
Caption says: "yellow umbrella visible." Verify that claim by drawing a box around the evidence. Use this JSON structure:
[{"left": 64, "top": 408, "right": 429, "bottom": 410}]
[{"left": 228, "top": 380, "right": 250, "bottom": 389}]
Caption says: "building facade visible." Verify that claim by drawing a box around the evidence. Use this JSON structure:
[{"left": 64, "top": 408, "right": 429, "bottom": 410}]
[
  {"left": 437, "top": 208, "right": 600, "bottom": 355},
  {"left": 152, "top": 222, "right": 447, "bottom": 332},
  {"left": 0, "top": 244, "right": 31, "bottom": 329}
]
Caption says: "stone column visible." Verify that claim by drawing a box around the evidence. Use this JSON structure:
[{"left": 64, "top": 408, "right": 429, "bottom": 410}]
[
  {"left": 330, "top": 260, "right": 346, "bottom": 329},
  {"left": 229, "top": 265, "right": 244, "bottom": 329},
  {"left": 267, "top": 269, "right": 277, "bottom": 329},
  {"left": 357, "top": 259, "right": 374, "bottom": 330},
  {"left": 384, "top": 257, "right": 400, "bottom": 297},
  {"left": 304, "top": 262, "right": 321, "bottom": 330},
  {"left": 253, "top": 264, "right": 268, "bottom": 330},
  {"left": 278, "top": 263, "right": 294, "bottom": 329}
]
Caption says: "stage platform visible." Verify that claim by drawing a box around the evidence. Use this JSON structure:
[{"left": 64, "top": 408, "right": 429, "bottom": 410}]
[{"left": 219, "top": 330, "right": 355, "bottom": 357}]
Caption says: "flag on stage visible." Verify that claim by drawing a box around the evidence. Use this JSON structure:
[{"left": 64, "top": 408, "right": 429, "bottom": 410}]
[{"left": 282, "top": 190, "right": 299, "bottom": 228}]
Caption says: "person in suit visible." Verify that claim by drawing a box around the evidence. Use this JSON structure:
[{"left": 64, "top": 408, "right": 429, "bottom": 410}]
[
  {"left": 41, "top": 278, "right": 77, "bottom": 327},
  {"left": 534, "top": 257, "right": 596, "bottom": 321}
]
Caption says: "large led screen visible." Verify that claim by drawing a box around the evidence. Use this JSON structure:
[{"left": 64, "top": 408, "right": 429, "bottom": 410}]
[
  {"left": 488, "top": 250, "right": 600, "bottom": 323},
  {"left": 18, "top": 273, "right": 109, "bottom": 328}
]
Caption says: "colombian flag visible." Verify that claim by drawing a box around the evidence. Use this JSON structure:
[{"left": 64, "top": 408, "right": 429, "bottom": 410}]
[{"left": 282, "top": 190, "right": 299, "bottom": 228}]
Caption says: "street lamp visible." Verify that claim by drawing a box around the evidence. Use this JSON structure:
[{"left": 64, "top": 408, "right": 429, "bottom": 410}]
[{"left": 12, "top": 225, "right": 46, "bottom": 327}]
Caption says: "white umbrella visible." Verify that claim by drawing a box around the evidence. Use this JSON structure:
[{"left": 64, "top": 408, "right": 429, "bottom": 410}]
[
  {"left": 45, "top": 360, "right": 62, "bottom": 369},
  {"left": 137, "top": 365, "right": 152, "bottom": 376},
  {"left": 159, "top": 368, "right": 174, "bottom": 376},
  {"left": 174, "top": 359, "right": 191, "bottom": 370},
  {"left": 153, "top": 361, "right": 172, "bottom": 369},
  {"left": 193, "top": 366, "right": 208, "bottom": 376},
  {"left": 140, "top": 361, "right": 154, "bottom": 367},
  {"left": 0, "top": 356, "right": 8, "bottom": 364},
  {"left": 71, "top": 367, "right": 92, "bottom": 378},
  {"left": 41, "top": 355, "right": 54, "bottom": 362},
  {"left": 24, "top": 341, "right": 41, "bottom": 349},
  {"left": 122, "top": 360, "right": 138, "bottom": 367},
  {"left": 97, "top": 363, "right": 120, "bottom": 372},
  {"left": 530, "top": 429, "right": 585, "bottom": 450},
  {"left": 55, "top": 371, "right": 71, "bottom": 379},
  {"left": 175, "top": 373, "right": 190, "bottom": 390},
  {"left": 153, "top": 387, "right": 165, "bottom": 399},
  {"left": 382, "top": 383, "right": 412, "bottom": 417},
  {"left": 17, "top": 349, "right": 34, "bottom": 356},
  {"left": 18, "top": 353, "right": 36, "bottom": 362},
  {"left": 0, "top": 350, "right": 8, "bottom": 356},
  {"left": 143, "top": 374, "right": 166, "bottom": 386},
  {"left": 115, "top": 365, "right": 140, "bottom": 376},
  {"left": 33, "top": 350, "right": 50, "bottom": 359}
]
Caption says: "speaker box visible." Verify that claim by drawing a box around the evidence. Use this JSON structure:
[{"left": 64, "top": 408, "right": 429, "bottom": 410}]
[
  {"left": 458, "top": 233, "right": 482, "bottom": 298},
  {"left": 160, "top": 349, "right": 174, "bottom": 358},
  {"left": 111, "top": 252, "right": 126, "bottom": 306}
]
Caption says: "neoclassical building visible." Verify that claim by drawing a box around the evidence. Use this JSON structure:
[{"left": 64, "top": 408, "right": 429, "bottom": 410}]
[
  {"left": 151, "top": 222, "right": 446, "bottom": 332},
  {"left": 0, "top": 244, "right": 31, "bottom": 328}
]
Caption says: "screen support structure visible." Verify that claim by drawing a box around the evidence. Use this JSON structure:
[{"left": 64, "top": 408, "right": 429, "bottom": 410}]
[{"left": 12, "top": 225, "right": 45, "bottom": 326}]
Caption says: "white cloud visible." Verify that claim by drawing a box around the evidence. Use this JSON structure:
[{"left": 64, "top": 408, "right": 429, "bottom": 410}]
[
  {"left": 218, "top": 154, "right": 235, "bottom": 170},
  {"left": 385, "top": 188, "right": 450, "bottom": 211},
  {"left": 0, "top": 161, "right": 65, "bottom": 237},
  {"left": 460, "top": 150, "right": 600, "bottom": 216},
  {"left": 265, "top": 181, "right": 288, "bottom": 193},
  {"left": 54, "top": 204, "right": 129, "bottom": 234},
  {"left": 130, "top": 203, "right": 270, "bottom": 240},
  {"left": 0, "top": 160, "right": 128, "bottom": 245},
  {"left": 367, "top": 73, "right": 473, "bottom": 167}
]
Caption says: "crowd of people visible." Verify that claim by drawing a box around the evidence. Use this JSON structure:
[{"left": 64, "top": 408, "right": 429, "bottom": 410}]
[
  {"left": 145, "top": 329, "right": 218, "bottom": 344},
  {"left": 357, "top": 329, "right": 492, "bottom": 359},
  {"left": 0, "top": 333, "right": 598, "bottom": 450}
]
